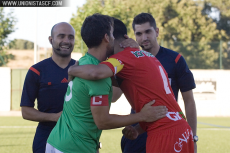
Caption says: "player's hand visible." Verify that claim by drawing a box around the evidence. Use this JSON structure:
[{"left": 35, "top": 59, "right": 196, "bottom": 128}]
[
  {"left": 119, "top": 35, "right": 140, "bottom": 49},
  {"left": 140, "top": 100, "right": 168, "bottom": 122},
  {"left": 122, "top": 125, "right": 138, "bottom": 140},
  {"left": 53, "top": 111, "right": 62, "bottom": 122},
  {"left": 68, "top": 61, "right": 79, "bottom": 82}
]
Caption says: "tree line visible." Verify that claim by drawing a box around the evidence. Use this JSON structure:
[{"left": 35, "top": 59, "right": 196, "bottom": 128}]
[
  {"left": 8, "top": 39, "right": 34, "bottom": 50},
  {"left": 1, "top": 1, "right": 230, "bottom": 68}
]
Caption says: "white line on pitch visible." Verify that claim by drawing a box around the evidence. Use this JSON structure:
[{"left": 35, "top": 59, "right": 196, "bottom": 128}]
[{"left": 198, "top": 122, "right": 230, "bottom": 129}]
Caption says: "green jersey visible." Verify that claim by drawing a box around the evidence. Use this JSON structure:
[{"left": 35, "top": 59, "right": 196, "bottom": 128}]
[{"left": 47, "top": 53, "right": 113, "bottom": 153}]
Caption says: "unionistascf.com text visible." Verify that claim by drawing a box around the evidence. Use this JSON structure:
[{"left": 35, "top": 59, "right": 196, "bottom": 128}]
[{"left": 1, "top": 1, "right": 63, "bottom": 7}]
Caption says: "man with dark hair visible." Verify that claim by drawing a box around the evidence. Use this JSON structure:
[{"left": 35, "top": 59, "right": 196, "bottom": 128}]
[
  {"left": 46, "top": 14, "right": 165, "bottom": 153},
  {"left": 20, "top": 22, "right": 76, "bottom": 153},
  {"left": 120, "top": 12, "right": 197, "bottom": 153},
  {"left": 67, "top": 17, "right": 195, "bottom": 153}
]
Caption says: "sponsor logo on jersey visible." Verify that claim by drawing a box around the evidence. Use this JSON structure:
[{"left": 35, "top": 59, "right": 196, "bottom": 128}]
[
  {"left": 61, "top": 78, "right": 68, "bottom": 83},
  {"left": 174, "top": 129, "right": 193, "bottom": 152},
  {"left": 131, "top": 50, "right": 155, "bottom": 58},
  {"left": 166, "top": 112, "right": 182, "bottom": 121}
]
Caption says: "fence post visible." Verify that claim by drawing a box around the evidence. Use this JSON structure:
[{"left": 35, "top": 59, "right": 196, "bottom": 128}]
[{"left": 219, "top": 40, "right": 223, "bottom": 69}]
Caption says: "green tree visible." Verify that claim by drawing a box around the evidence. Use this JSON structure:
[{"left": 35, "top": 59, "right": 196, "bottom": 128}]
[
  {"left": 0, "top": 7, "right": 16, "bottom": 66},
  {"left": 201, "top": 0, "right": 230, "bottom": 68},
  {"left": 156, "top": 0, "right": 228, "bottom": 69},
  {"left": 202, "top": 0, "right": 230, "bottom": 36},
  {"left": 70, "top": 0, "right": 229, "bottom": 69},
  {"left": 70, "top": 0, "right": 131, "bottom": 54}
]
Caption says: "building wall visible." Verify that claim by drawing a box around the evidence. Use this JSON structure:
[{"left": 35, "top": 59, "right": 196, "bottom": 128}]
[
  {"left": 178, "top": 70, "right": 230, "bottom": 117},
  {"left": 1, "top": 68, "right": 230, "bottom": 117},
  {"left": 110, "top": 70, "right": 230, "bottom": 117}
]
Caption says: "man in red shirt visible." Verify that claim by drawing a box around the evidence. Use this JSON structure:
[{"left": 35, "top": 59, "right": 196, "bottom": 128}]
[{"left": 68, "top": 18, "right": 194, "bottom": 153}]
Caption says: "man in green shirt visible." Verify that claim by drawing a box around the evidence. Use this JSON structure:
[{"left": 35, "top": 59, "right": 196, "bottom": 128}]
[{"left": 46, "top": 14, "right": 168, "bottom": 153}]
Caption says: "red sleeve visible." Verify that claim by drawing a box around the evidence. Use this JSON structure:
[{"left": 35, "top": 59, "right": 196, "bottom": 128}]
[{"left": 100, "top": 61, "right": 115, "bottom": 74}]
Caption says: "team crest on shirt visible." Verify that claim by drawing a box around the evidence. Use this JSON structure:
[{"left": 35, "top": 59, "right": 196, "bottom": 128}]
[{"left": 131, "top": 50, "right": 154, "bottom": 58}]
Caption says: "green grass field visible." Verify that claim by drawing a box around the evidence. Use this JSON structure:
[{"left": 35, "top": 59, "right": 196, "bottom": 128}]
[{"left": 0, "top": 117, "right": 230, "bottom": 153}]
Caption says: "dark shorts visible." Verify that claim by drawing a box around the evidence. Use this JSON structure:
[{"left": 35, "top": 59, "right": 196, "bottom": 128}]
[
  {"left": 33, "top": 125, "right": 53, "bottom": 153},
  {"left": 121, "top": 132, "right": 147, "bottom": 153}
]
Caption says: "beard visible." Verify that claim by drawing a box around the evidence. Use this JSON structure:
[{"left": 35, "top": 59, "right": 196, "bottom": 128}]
[
  {"left": 140, "top": 39, "right": 154, "bottom": 52},
  {"left": 140, "top": 44, "right": 152, "bottom": 52},
  {"left": 52, "top": 42, "right": 73, "bottom": 57},
  {"left": 106, "top": 37, "right": 114, "bottom": 57}
]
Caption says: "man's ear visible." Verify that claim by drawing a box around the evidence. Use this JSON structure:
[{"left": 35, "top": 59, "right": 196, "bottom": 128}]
[
  {"left": 48, "top": 36, "right": 53, "bottom": 44},
  {"left": 155, "top": 28, "right": 159, "bottom": 37},
  {"left": 104, "top": 33, "right": 110, "bottom": 43}
]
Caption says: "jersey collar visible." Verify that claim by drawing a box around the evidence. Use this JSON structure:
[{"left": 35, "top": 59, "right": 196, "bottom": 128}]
[
  {"left": 155, "top": 46, "right": 164, "bottom": 58},
  {"left": 86, "top": 52, "right": 101, "bottom": 63},
  {"left": 123, "top": 47, "right": 140, "bottom": 52}
]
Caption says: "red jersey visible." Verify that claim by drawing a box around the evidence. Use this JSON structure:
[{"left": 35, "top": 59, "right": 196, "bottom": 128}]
[{"left": 101, "top": 47, "right": 186, "bottom": 133}]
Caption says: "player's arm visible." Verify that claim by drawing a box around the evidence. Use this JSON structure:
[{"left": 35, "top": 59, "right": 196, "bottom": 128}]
[
  {"left": 182, "top": 90, "right": 197, "bottom": 153},
  {"left": 68, "top": 58, "right": 123, "bottom": 81},
  {"left": 21, "top": 107, "right": 62, "bottom": 122},
  {"left": 181, "top": 90, "right": 197, "bottom": 135},
  {"left": 176, "top": 55, "right": 197, "bottom": 152},
  {"left": 68, "top": 63, "right": 113, "bottom": 80},
  {"left": 176, "top": 56, "right": 197, "bottom": 136},
  {"left": 111, "top": 86, "right": 123, "bottom": 102},
  {"left": 91, "top": 97, "right": 167, "bottom": 130}
]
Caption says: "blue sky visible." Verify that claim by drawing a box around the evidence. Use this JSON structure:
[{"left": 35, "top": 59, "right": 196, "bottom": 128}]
[{"left": 5, "top": 0, "right": 86, "bottom": 48}]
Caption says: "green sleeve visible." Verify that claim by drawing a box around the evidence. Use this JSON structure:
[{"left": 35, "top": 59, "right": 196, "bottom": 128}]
[{"left": 83, "top": 78, "right": 112, "bottom": 97}]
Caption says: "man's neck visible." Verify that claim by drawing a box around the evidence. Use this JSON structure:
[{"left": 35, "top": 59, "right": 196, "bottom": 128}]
[
  {"left": 114, "top": 39, "right": 125, "bottom": 54},
  {"left": 51, "top": 53, "right": 71, "bottom": 69},
  {"left": 148, "top": 43, "right": 160, "bottom": 56},
  {"left": 87, "top": 45, "right": 107, "bottom": 62}
]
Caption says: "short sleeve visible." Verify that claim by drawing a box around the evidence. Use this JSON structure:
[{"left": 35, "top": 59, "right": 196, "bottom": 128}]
[
  {"left": 100, "top": 58, "right": 124, "bottom": 75},
  {"left": 85, "top": 78, "right": 112, "bottom": 97},
  {"left": 176, "top": 56, "right": 196, "bottom": 92},
  {"left": 20, "top": 67, "right": 40, "bottom": 107}
]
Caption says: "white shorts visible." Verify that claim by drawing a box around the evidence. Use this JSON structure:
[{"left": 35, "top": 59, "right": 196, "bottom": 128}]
[{"left": 45, "top": 143, "right": 63, "bottom": 153}]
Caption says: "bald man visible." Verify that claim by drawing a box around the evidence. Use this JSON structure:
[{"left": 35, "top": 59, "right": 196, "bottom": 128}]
[{"left": 20, "top": 22, "right": 76, "bottom": 153}]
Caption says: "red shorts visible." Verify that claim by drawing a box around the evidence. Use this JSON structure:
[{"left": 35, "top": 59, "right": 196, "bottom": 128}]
[{"left": 146, "top": 123, "right": 194, "bottom": 153}]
